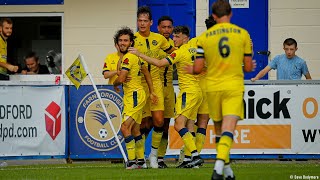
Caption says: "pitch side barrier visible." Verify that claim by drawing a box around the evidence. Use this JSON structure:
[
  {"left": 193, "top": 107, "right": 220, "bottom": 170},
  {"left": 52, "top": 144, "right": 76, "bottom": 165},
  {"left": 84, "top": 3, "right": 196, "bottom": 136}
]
[
  {"left": 0, "top": 79, "right": 68, "bottom": 160},
  {"left": 2, "top": 80, "right": 319, "bottom": 160},
  {"left": 68, "top": 81, "right": 320, "bottom": 160},
  {"left": 167, "top": 80, "right": 320, "bottom": 159}
]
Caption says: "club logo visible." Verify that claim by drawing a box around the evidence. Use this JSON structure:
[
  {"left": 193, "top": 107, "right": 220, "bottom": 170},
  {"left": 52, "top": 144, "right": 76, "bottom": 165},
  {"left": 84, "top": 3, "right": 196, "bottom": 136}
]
[
  {"left": 152, "top": 40, "right": 158, "bottom": 46},
  {"left": 45, "top": 101, "right": 61, "bottom": 140},
  {"left": 123, "top": 58, "right": 129, "bottom": 65},
  {"left": 69, "top": 65, "right": 83, "bottom": 83},
  {"left": 76, "top": 89, "right": 124, "bottom": 151},
  {"left": 170, "top": 53, "right": 176, "bottom": 59}
]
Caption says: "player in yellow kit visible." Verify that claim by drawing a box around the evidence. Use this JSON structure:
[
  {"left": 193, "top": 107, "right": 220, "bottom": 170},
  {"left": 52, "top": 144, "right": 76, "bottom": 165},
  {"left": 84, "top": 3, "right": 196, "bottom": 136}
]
[
  {"left": 189, "top": 1, "right": 254, "bottom": 179},
  {"left": 134, "top": 6, "right": 175, "bottom": 168},
  {"left": 129, "top": 26, "right": 204, "bottom": 168},
  {"left": 157, "top": 15, "right": 175, "bottom": 168},
  {"left": 102, "top": 42, "right": 122, "bottom": 85},
  {"left": 113, "top": 27, "right": 156, "bottom": 169},
  {"left": 0, "top": 18, "right": 18, "bottom": 74}
]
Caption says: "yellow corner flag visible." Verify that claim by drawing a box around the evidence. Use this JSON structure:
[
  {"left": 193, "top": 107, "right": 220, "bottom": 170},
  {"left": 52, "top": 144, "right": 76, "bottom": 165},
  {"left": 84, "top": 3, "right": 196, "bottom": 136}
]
[{"left": 65, "top": 57, "right": 87, "bottom": 89}]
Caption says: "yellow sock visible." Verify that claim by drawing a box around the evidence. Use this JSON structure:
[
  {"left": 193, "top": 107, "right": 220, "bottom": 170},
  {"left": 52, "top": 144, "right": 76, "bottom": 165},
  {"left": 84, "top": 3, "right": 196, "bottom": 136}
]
[
  {"left": 184, "top": 143, "right": 191, "bottom": 158},
  {"left": 216, "top": 136, "right": 230, "bottom": 163},
  {"left": 196, "top": 128, "right": 206, "bottom": 153},
  {"left": 151, "top": 126, "right": 163, "bottom": 149},
  {"left": 125, "top": 136, "right": 135, "bottom": 161},
  {"left": 135, "top": 135, "right": 145, "bottom": 160},
  {"left": 216, "top": 132, "right": 233, "bottom": 161},
  {"left": 141, "top": 134, "right": 146, "bottom": 153},
  {"left": 158, "top": 133, "right": 168, "bottom": 158},
  {"left": 178, "top": 128, "right": 197, "bottom": 155}
]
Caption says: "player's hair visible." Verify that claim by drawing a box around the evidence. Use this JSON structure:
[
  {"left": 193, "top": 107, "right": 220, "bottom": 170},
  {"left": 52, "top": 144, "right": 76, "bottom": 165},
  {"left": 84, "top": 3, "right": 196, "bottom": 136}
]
[
  {"left": 24, "top": 51, "right": 39, "bottom": 62},
  {"left": 137, "top": 6, "right": 152, "bottom": 20},
  {"left": 114, "top": 27, "right": 135, "bottom": 47},
  {"left": 0, "top": 17, "right": 13, "bottom": 26},
  {"left": 283, "top": 38, "right": 297, "bottom": 48},
  {"left": 205, "top": 15, "right": 216, "bottom": 29},
  {"left": 173, "top": 26, "right": 190, "bottom": 37},
  {"left": 157, "top": 16, "right": 173, "bottom": 25},
  {"left": 211, "top": 0, "right": 231, "bottom": 18}
]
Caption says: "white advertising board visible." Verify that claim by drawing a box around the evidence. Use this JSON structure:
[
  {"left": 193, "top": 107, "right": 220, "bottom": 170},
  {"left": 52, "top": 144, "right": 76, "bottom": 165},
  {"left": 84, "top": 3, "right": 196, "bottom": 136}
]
[{"left": 0, "top": 86, "right": 66, "bottom": 156}]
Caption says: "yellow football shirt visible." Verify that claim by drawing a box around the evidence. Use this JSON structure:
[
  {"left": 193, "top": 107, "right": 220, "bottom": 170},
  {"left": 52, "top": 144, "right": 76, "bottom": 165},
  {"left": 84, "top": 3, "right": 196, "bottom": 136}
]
[
  {"left": 166, "top": 43, "right": 200, "bottom": 92},
  {"left": 120, "top": 53, "right": 143, "bottom": 93},
  {"left": 159, "top": 38, "right": 174, "bottom": 86},
  {"left": 196, "top": 23, "right": 252, "bottom": 91},
  {"left": 134, "top": 32, "right": 172, "bottom": 82},
  {"left": 0, "top": 35, "right": 7, "bottom": 74},
  {"left": 102, "top": 52, "right": 120, "bottom": 85}
]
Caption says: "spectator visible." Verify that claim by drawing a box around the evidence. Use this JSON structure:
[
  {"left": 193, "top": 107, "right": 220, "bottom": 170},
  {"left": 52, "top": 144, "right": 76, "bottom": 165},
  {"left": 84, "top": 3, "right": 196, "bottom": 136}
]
[
  {"left": 21, "top": 52, "right": 49, "bottom": 74},
  {"left": 251, "top": 38, "right": 312, "bottom": 81}
]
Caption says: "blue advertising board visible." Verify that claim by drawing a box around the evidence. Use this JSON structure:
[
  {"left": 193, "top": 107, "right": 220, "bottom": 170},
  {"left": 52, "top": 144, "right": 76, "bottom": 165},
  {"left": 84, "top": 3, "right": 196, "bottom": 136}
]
[{"left": 69, "top": 85, "right": 125, "bottom": 159}]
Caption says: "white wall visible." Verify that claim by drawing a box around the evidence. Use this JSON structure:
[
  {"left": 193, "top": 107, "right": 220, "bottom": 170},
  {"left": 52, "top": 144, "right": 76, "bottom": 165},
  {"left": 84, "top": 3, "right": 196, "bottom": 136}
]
[
  {"left": 63, "top": 0, "right": 137, "bottom": 84},
  {"left": 196, "top": 0, "right": 209, "bottom": 36}
]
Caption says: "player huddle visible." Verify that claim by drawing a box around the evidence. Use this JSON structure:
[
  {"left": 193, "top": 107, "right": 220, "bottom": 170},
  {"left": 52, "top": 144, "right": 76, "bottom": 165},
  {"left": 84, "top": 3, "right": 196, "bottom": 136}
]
[{"left": 102, "top": 1, "right": 254, "bottom": 179}]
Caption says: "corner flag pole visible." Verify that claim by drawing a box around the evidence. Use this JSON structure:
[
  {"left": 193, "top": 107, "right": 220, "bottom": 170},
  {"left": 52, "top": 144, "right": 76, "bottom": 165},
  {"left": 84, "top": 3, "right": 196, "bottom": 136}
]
[{"left": 79, "top": 54, "right": 128, "bottom": 163}]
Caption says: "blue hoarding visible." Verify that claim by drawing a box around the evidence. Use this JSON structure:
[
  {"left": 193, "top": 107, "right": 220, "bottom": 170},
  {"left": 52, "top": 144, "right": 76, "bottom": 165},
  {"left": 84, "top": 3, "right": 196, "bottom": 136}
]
[{"left": 69, "top": 85, "right": 125, "bottom": 159}]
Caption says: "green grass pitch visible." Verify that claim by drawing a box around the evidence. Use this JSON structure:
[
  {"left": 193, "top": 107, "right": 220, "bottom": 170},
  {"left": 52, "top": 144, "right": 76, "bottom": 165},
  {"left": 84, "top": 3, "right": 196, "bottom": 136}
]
[{"left": 0, "top": 161, "right": 319, "bottom": 180}]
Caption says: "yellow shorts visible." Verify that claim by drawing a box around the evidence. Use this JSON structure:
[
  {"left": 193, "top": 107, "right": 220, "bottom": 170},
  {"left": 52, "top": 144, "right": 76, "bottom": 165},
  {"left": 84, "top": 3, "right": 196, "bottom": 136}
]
[
  {"left": 175, "top": 91, "right": 203, "bottom": 121},
  {"left": 122, "top": 89, "right": 146, "bottom": 124},
  {"left": 150, "top": 80, "right": 164, "bottom": 111},
  {"left": 163, "top": 84, "right": 175, "bottom": 118},
  {"left": 207, "top": 90, "right": 244, "bottom": 122},
  {"left": 198, "top": 79, "right": 209, "bottom": 114},
  {"left": 142, "top": 84, "right": 151, "bottom": 118}
]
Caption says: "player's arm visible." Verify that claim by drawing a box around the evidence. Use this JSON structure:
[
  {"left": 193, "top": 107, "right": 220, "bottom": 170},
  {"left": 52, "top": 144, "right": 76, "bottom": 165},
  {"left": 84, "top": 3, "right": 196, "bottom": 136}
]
[
  {"left": 165, "top": 46, "right": 176, "bottom": 54},
  {"left": 102, "top": 55, "right": 118, "bottom": 79},
  {"left": 159, "top": 35, "right": 176, "bottom": 54},
  {"left": 113, "top": 68, "right": 128, "bottom": 86},
  {"left": 141, "top": 65, "right": 158, "bottom": 104},
  {"left": 193, "top": 58, "right": 205, "bottom": 75},
  {"left": 128, "top": 47, "right": 169, "bottom": 67},
  {"left": 115, "top": 57, "right": 132, "bottom": 82},
  {"left": 243, "top": 55, "right": 253, "bottom": 73},
  {"left": 116, "top": 57, "right": 123, "bottom": 76},
  {"left": 103, "top": 70, "right": 117, "bottom": 79},
  {"left": 0, "top": 61, "right": 19, "bottom": 72},
  {"left": 251, "top": 66, "right": 272, "bottom": 82},
  {"left": 243, "top": 32, "right": 254, "bottom": 73},
  {"left": 189, "top": 45, "right": 205, "bottom": 75}
]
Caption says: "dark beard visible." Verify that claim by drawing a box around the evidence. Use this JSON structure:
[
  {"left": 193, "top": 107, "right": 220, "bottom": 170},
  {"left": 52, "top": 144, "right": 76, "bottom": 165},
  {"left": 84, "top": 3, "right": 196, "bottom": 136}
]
[
  {"left": 120, "top": 49, "right": 128, "bottom": 54},
  {"left": 1, "top": 28, "right": 9, "bottom": 38}
]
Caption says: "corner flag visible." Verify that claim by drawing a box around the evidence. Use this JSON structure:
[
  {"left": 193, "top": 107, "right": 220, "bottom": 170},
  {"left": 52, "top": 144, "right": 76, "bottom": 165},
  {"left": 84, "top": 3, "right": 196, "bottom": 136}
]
[
  {"left": 65, "top": 56, "right": 87, "bottom": 89},
  {"left": 65, "top": 54, "right": 128, "bottom": 163}
]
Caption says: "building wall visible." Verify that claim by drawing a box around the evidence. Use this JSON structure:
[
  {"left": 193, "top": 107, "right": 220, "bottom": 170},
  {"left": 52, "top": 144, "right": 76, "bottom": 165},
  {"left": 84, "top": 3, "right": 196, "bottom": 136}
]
[
  {"left": 196, "top": 0, "right": 208, "bottom": 36},
  {"left": 1, "top": 0, "right": 319, "bottom": 83},
  {"left": 0, "top": 0, "right": 137, "bottom": 84}
]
